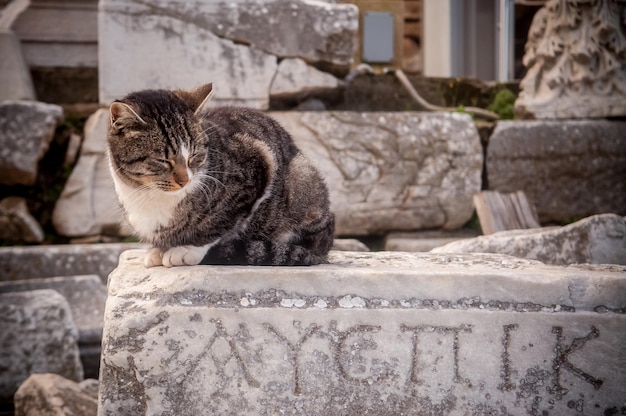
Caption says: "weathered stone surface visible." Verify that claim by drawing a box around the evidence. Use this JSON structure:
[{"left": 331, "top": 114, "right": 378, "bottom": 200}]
[
  {"left": 0, "top": 242, "right": 148, "bottom": 283},
  {"left": 0, "top": 196, "right": 43, "bottom": 243},
  {"left": 99, "top": 0, "right": 278, "bottom": 108},
  {"left": 0, "top": 275, "right": 106, "bottom": 342},
  {"left": 0, "top": 30, "right": 36, "bottom": 101},
  {"left": 99, "top": 250, "right": 626, "bottom": 415},
  {"left": 0, "top": 100, "right": 63, "bottom": 185},
  {"left": 99, "top": 0, "right": 357, "bottom": 106},
  {"left": 515, "top": 0, "right": 626, "bottom": 119},
  {"left": 0, "top": 275, "right": 104, "bottom": 337},
  {"left": 385, "top": 229, "right": 480, "bottom": 252},
  {"left": 14, "top": 374, "right": 97, "bottom": 416},
  {"left": 487, "top": 120, "right": 626, "bottom": 223},
  {"left": 386, "top": 236, "right": 469, "bottom": 252},
  {"left": 272, "top": 111, "right": 482, "bottom": 235},
  {"left": 432, "top": 214, "right": 626, "bottom": 266},
  {"left": 0, "top": 290, "right": 83, "bottom": 402},
  {"left": 332, "top": 238, "right": 370, "bottom": 252},
  {"left": 189, "top": 0, "right": 357, "bottom": 67},
  {"left": 270, "top": 58, "right": 341, "bottom": 100},
  {"left": 52, "top": 109, "right": 128, "bottom": 237}
]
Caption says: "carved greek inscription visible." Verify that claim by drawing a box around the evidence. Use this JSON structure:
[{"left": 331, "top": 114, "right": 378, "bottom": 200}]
[
  {"left": 499, "top": 324, "right": 519, "bottom": 392},
  {"left": 400, "top": 324, "right": 472, "bottom": 385},
  {"left": 551, "top": 326, "right": 604, "bottom": 393},
  {"left": 263, "top": 322, "right": 320, "bottom": 395},
  {"left": 328, "top": 322, "right": 386, "bottom": 385},
  {"left": 206, "top": 318, "right": 260, "bottom": 388}
]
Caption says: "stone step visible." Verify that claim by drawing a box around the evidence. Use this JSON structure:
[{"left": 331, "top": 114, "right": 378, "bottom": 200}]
[
  {"left": 98, "top": 250, "right": 626, "bottom": 415},
  {"left": 0, "top": 242, "right": 148, "bottom": 284},
  {"left": 0, "top": 290, "right": 83, "bottom": 404},
  {"left": 0, "top": 275, "right": 107, "bottom": 379}
]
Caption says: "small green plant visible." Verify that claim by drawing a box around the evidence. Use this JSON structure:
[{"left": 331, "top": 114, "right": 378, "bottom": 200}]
[{"left": 487, "top": 88, "right": 516, "bottom": 120}]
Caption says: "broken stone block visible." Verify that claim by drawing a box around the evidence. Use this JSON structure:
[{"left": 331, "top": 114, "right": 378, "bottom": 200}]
[
  {"left": 14, "top": 374, "right": 97, "bottom": 416},
  {"left": 332, "top": 238, "right": 370, "bottom": 252},
  {"left": 385, "top": 229, "right": 479, "bottom": 252},
  {"left": 272, "top": 111, "right": 482, "bottom": 235},
  {"left": 0, "top": 196, "right": 43, "bottom": 243},
  {"left": 0, "top": 100, "right": 63, "bottom": 185},
  {"left": 195, "top": 0, "right": 358, "bottom": 67},
  {"left": 487, "top": 119, "right": 626, "bottom": 223},
  {"left": 0, "top": 30, "right": 36, "bottom": 101},
  {"left": 0, "top": 242, "right": 148, "bottom": 283},
  {"left": 52, "top": 109, "right": 129, "bottom": 237},
  {"left": 432, "top": 214, "right": 626, "bottom": 266},
  {"left": 99, "top": 0, "right": 278, "bottom": 108},
  {"left": 270, "top": 58, "right": 341, "bottom": 101},
  {"left": 0, "top": 289, "right": 83, "bottom": 403},
  {"left": 0, "top": 275, "right": 107, "bottom": 379},
  {"left": 98, "top": 250, "right": 626, "bottom": 415}
]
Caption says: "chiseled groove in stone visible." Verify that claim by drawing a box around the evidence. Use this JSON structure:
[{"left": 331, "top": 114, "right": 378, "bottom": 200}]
[{"left": 115, "top": 289, "right": 597, "bottom": 314}]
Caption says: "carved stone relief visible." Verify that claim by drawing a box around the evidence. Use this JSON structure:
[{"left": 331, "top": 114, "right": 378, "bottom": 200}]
[{"left": 515, "top": 0, "right": 626, "bottom": 119}]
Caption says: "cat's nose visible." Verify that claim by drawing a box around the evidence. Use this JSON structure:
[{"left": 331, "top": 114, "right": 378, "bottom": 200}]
[{"left": 173, "top": 170, "right": 189, "bottom": 187}]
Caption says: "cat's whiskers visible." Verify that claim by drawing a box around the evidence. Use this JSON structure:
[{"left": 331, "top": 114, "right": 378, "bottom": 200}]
[{"left": 189, "top": 176, "right": 214, "bottom": 202}]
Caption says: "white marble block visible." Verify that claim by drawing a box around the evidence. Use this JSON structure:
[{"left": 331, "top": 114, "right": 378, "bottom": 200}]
[{"left": 98, "top": 250, "right": 626, "bottom": 415}]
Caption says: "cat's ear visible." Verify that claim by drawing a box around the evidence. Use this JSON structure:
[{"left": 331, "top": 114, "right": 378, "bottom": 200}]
[
  {"left": 176, "top": 83, "right": 214, "bottom": 115},
  {"left": 110, "top": 102, "right": 147, "bottom": 128}
]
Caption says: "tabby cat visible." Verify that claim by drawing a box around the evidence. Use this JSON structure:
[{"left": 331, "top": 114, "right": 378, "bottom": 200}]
[{"left": 107, "top": 83, "right": 335, "bottom": 267}]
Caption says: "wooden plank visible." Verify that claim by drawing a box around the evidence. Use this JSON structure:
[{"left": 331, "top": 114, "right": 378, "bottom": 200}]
[{"left": 473, "top": 191, "right": 540, "bottom": 235}]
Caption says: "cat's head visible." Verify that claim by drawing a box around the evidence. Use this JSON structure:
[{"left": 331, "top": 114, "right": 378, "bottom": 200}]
[{"left": 107, "top": 83, "right": 214, "bottom": 193}]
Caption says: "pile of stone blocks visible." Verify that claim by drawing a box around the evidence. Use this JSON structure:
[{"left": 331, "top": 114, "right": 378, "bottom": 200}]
[
  {"left": 433, "top": 214, "right": 626, "bottom": 266},
  {"left": 0, "top": 243, "right": 147, "bottom": 410},
  {"left": 97, "top": 249, "right": 626, "bottom": 415},
  {"left": 51, "top": 109, "right": 484, "bottom": 239},
  {"left": 98, "top": 0, "right": 358, "bottom": 109},
  {"left": 0, "top": 100, "right": 64, "bottom": 243},
  {"left": 0, "top": 290, "right": 83, "bottom": 405}
]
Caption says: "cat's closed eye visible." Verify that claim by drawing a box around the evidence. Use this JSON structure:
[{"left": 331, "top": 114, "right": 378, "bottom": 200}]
[
  {"left": 188, "top": 155, "right": 205, "bottom": 169},
  {"left": 154, "top": 158, "right": 171, "bottom": 166}
]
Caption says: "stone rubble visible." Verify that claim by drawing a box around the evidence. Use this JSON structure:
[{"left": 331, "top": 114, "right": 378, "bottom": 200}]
[
  {"left": 0, "top": 100, "right": 63, "bottom": 186},
  {"left": 14, "top": 374, "right": 98, "bottom": 416},
  {"left": 0, "top": 196, "right": 44, "bottom": 243},
  {"left": 385, "top": 228, "right": 480, "bottom": 252},
  {"left": 432, "top": 214, "right": 626, "bottom": 266},
  {"left": 332, "top": 238, "right": 370, "bottom": 252},
  {"left": 0, "top": 242, "right": 148, "bottom": 284},
  {"left": 0, "top": 30, "right": 36, "bottom": 101},
  {"left": 0, "top": 289, "right": 83, "bottom": 403},
  {"left": 98, "top": 0, "right": 357, "bottom": 108},
  {"left": 52, "top": 109, "right": 128, "bottom": 237},
  {"left": 0, "top": 275, "right": 108, "bottom": 379},
  {"left": 272, "top": 111, "right": 483, "bottom": 235},
  {"left": 270, "top": 58, "right": 342, "bottom": 101},
  {"left": 487, "top": 119, "right": 626, "bottom": 223}
]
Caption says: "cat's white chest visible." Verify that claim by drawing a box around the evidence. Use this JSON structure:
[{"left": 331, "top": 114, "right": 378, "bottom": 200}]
[{"left": 110, "top": 172, "right": 185, "bottom": 241}]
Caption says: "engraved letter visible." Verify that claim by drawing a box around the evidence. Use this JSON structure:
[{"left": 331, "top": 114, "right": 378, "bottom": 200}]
[
  {"left": 325, "top": 321, "right": 387, "bottom": 385},
  {"left": 264, "top": 322, "right": 320, "bottom": 395},
  {"left": 205, "top": 318, "right": 260, "bottom": 388},
  {"left": 499, "top": 324, "right": 519, "bottom": 392},
  {"left": 401, "top": 324, "right": 472, "bottom": 385},
  {"left": 552, "top": 326, "right": 603, "bottom": 392}
]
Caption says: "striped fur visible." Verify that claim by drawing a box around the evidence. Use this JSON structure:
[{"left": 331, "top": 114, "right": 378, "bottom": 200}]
[{"left": 107, "top": 85, "right": 334, "bottom": 266}]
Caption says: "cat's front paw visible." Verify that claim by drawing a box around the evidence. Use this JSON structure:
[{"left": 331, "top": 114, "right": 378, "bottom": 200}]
[
  {"left": 162, "top": 245, "right": 207, "bottom": 267},
  {"left": 144, "top": 247, "right": 164, "bottom": 267}
]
